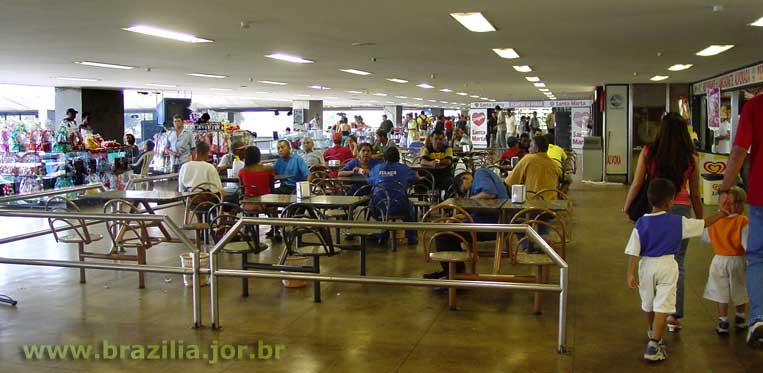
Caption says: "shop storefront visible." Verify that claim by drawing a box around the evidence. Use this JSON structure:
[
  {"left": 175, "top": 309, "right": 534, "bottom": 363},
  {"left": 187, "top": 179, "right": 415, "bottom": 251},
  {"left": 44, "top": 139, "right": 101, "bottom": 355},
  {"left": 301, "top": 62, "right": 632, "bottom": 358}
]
[{"left": 691, "top": 61, "right": 763, "bottom": 199}]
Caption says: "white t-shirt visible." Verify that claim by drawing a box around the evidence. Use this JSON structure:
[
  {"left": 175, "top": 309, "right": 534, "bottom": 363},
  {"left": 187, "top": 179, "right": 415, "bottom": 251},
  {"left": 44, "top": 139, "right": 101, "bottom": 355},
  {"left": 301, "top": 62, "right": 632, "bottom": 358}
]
[
  {"left": 624, "top": 211, "right": 705, "bottom": 257},
  {"left": 714, "top": 120, "right": 731, "bottom": 154},
  {"left": 178, "top": 161, "right": 223, "bottom": 193}
]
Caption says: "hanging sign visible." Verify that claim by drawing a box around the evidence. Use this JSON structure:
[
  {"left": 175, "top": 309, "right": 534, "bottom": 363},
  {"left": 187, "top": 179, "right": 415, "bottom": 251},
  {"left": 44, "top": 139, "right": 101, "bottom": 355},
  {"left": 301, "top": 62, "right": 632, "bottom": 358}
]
[{"left": 469, "top": 109, "right": 488, "bottom": 147}]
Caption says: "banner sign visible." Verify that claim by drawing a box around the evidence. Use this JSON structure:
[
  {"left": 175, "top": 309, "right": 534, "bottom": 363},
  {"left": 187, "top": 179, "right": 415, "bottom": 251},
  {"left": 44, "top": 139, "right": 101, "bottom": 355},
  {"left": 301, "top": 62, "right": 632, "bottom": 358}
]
[
  {"left": 470, "top": 99, "right": 592, "bottom": 109},
  {"left": 571, "top": 107, "right": 591, "bottom": 149},
  {"left": 469, "top": 109, "right": 488, "bottom": 147},
  {"left": 692, "top": 62, "right": 763, "bottom": 95},
  {"left": 605, "top": 85, "right": 628, "bottom": 174},
  {"left": 706, "top": 87, "right": 721, "bottom": 130}
]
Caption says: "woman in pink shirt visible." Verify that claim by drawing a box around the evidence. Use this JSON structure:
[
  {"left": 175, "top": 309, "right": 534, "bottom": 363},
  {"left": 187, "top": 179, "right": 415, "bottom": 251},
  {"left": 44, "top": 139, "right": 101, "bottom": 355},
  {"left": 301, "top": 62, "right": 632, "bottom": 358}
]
[{"left": 624, "top": 112, "right": 701, "bottom": 332}]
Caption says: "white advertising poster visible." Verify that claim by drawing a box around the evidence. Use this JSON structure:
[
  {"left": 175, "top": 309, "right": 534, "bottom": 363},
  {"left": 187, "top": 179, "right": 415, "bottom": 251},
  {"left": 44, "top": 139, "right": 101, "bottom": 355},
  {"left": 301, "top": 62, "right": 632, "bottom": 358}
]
[
  {"left": 469, "top": 109, "right": 488, "bottom": 147},
  {"left": 571, "top": 107, "right": 591, "bottom": 149},
  {"left": 706, "top": 87, "right": 721, "bottom": 130},
  {"left": 605, "top": 85, "right": 628, "bottom": 174}
]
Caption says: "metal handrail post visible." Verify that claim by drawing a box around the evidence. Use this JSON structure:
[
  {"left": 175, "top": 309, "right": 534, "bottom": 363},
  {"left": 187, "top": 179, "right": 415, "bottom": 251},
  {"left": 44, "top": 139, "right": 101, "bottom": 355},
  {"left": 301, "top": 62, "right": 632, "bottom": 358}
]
[
  {"left": 210, "top": 219, "right": 245, "bottom": 329},
  {"left": 558, "top": 267, "right": 569, "bottom": 353},
  {"left": 159, "top": 216, "right": 201, "bottom": 328}
]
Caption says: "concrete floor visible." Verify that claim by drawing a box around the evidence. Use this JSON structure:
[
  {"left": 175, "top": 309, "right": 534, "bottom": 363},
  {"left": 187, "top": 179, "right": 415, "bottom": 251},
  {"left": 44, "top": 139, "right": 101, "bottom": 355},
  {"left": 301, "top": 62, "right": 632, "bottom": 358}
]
[{"left": 1, "top": 184, "right": 762, "bottom": 372}]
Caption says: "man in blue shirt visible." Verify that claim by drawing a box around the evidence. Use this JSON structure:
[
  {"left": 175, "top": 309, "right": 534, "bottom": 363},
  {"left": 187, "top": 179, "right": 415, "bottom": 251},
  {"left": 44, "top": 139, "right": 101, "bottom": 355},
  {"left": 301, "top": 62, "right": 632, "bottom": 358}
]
[
  {"left": 369, "top": 147, "right": 417, "bottom": 244},
  {"left": 273, "top": 140, "right": 309, "bottom": 194},
  {"left": 424, "top": 168, "right": 508, "bottom": 279}
]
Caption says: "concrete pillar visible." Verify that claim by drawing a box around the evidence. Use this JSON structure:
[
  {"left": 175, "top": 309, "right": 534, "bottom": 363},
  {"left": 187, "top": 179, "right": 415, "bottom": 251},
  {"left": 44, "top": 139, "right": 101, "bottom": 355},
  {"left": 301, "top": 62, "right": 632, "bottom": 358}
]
[
  {"left": 81, "top": 88, "right": 125, "bottom": 142},
  {"left": 293, "top": 100, "right": 323, "bottom": 130},
  {"left": 383, "top": 105, "right": 403, "bottom": 126},
  {"left": 430, "top": 108, "right": 444, "bottom": 117}
]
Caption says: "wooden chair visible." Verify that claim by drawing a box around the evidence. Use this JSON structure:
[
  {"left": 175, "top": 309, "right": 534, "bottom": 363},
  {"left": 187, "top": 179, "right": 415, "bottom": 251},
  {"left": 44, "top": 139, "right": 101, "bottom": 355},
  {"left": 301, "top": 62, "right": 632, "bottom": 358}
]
[
  {"left": 529, "top": 189, "right": 573, "bottom": 242},
  {"left": 508, "top": 211, "right": 566, "bottom": 314},
  {"left": 46, "top": 197, "right": 104, "bottom": 284},
  {"left": 103, "top": 199, "right": 154, "bottom": 288},
  {"left": 421, "top": 203, "right": 477, "bottom": 310},
  {"left": 278, "top": 203, "right": 340, "bottom": 303}
]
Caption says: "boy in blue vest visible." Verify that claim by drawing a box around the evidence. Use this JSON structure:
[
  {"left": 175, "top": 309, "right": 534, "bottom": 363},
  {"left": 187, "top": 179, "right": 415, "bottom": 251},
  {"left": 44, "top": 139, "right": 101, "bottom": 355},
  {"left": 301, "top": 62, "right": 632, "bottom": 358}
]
[{"left": 625, "top": 178, "right": 728, "bottom": 362}]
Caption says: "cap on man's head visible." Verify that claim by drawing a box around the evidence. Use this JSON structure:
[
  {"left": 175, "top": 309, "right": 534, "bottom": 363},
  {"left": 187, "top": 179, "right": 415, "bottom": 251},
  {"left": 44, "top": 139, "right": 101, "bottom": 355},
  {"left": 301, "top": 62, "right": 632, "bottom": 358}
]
[
  {"left": 66, "top": 108, "right": 78, "bottom": 114},
  {"left": 332, "top": 132, "right": 343, "bottom": 143},
  {"left": 231, "top": 141, "right": 246, "bottom": 151},
  {"left": 507, "top": 136, "right": 518, "bottom": 147}
]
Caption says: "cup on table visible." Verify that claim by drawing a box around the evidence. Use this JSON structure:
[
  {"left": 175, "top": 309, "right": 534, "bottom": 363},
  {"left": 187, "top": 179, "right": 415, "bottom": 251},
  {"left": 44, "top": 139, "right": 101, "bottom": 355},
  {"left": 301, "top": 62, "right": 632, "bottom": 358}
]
[
  {"left": 510, "top": 156, "right": 519, "bottom": 168},
  {"left": 511, "top": 184, "right": 526, "bottom": 203},
  {"left": 226, "top": 169, "right": 234, "bottom": 178}
]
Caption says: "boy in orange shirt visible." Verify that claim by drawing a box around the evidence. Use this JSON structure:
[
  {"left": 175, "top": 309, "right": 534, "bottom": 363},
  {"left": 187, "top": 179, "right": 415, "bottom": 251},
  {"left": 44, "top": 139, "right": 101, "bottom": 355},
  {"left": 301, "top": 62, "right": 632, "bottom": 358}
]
[{"left": 703, "top": 186, "right": 750, "bottom": 334}]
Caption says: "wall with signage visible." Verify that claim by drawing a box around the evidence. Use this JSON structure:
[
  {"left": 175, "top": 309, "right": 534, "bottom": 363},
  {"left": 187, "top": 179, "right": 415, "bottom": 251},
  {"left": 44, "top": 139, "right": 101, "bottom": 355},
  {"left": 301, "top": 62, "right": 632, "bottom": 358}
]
[
  {"left": 692, "top": 62, "right": 763, "bottom": 95},
  {"left": 468, "top": 109, "right": 488, "bottom": 147},
  {"left": 605, "top": 85, "right": 629, "bottom": 177},
  {"left": 471, "top": 99, "right": 592, "bottom": 109}
]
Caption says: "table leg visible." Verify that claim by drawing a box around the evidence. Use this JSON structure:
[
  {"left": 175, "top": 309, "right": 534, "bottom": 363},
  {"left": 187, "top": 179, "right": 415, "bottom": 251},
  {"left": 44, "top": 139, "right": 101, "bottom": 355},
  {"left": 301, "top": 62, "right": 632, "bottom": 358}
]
[
  {"left": 142, "top": 201, "right": 174, "bottom": 241},
  {"left": 360, "top": 236, "right": 366, "bottom": 276},
  {"left": 492, "top": 210, "right": 506, "bottom": 274}
]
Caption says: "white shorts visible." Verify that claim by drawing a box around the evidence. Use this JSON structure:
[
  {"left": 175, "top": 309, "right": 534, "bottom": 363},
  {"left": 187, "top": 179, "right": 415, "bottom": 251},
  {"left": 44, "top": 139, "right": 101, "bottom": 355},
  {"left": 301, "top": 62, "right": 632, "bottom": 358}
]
[
  {"left": 639, "top": 255, "right": 678, "bottom": 313},
  {"left": 703, "top": 255, "right": 748, "bottom": 305}
]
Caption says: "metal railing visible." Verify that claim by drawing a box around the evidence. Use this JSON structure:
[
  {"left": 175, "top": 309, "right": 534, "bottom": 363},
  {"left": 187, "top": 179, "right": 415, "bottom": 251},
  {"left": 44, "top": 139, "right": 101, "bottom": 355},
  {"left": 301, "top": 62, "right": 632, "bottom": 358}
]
[
  {"left": 0, "top": 183, "right": 107, "bottom": 205},
  {"left": 0, "top": 209, "right": 203, "bottom": 328},
  {"left": 125, "top": 173, "right": 178, "bottom": 190},
  {"left": 208, "top": 217, "right": 569, "bottom": 353}
]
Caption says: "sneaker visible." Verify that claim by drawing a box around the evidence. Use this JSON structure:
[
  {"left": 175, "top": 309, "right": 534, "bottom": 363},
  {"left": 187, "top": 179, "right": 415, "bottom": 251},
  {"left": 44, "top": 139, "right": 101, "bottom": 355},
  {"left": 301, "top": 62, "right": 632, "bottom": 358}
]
[
  {"left": 667, "top": 316, "right": 682, "bottom": 332},
  {"left": 747, "top": 321, "right": 763, "bottom": 347},
  {"left": 265, "top": 229, "right": 275, "bottom": 238},
  {"left": 643, "top": 340, "right": 667, "bottom": 362},
  {"left": 716, "top": 320, "right": 730, "bottom": 335},
  {"left": 647, "top": 329, "right": 653, "bottom": 340},
  {"left": 423, "top": 270, "right": 447, "bottom": 279},
  {"left": 735, "top": 316, "right": 747, "bottom": 330}
]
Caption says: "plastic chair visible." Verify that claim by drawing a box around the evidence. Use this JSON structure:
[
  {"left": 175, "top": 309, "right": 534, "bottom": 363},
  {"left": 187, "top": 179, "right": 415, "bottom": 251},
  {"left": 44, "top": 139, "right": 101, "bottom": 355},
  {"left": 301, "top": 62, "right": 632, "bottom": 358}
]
[{"left": 46, "top": 197, "right": 104, "bottom": 284}]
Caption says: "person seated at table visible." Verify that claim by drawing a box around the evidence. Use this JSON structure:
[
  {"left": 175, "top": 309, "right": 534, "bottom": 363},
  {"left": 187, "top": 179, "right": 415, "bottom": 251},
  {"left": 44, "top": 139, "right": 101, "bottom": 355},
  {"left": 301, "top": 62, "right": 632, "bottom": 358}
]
[
  {"left": 533, "top": 128, "right": 544, "bottom": 137},
  {"left": 451, "top": 127, "right": 472, "bottom": 151},
  {"left": 423, "top": 168, "right": 508, "bottom": 279},
  {"left": 299, "top": 137, "right": 324, "bottom": 168},
  {"left": 131, "top": 140, "right": 155, "bottom": 175},
  {"left": 500, "top": 136, "right": 520, "bottom": 160},
  {"left": 339, "top": 143, "right": 382, "bottom": 195},
  {"left": 420, "top": 129, "right": 454, "bottom": 190},
  {"left": 217, "top": 141, "right": 246, "bottom": 174},
  {"left": 372, "top": 129, "right": 396, "bottom": 158},
  {"left": 546, "top": 134, "right": 571, "bottom": 194},
  {"left": 178, "top": 141, "right": 223, "bottom": 194},
  {"left": 238, "top": 146, "right": 281, "bottom": 239},
  {"left": 346, "top": 135, "right": 359, "bottom": 158},
  {"left": 369, "top": 147, "right": 418, "bottom": 245},
  {"left": 323, "top": 132, "right": 354, "bottom": 164},
  {"left": 273, "top": 140, "right": 309, "bottom": 194}
]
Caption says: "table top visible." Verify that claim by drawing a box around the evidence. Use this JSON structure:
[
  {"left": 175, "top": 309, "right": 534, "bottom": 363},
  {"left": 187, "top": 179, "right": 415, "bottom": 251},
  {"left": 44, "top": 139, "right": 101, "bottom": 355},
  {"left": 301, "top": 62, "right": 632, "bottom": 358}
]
[
  {"left": 501, "top": 199, "right": 570, "bottom": 212},
  {"left": 80, "top": 190, "right": 196, "bottom": 202},
  {"left": 221, "top": 174, "right": 293, "bottom": 183},
  {"left": 441, "top": 198, "right": 507, "bottom": 211},
  {"left": 242, "top": 194, "right": 369, "bottom": 208},
  {"left": 410, "top": 164, "right": 451, "bottom": 171}
]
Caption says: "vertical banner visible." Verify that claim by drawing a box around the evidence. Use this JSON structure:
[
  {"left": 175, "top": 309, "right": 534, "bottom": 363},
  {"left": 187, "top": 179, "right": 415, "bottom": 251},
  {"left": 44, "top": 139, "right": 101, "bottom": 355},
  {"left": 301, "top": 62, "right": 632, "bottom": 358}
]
[
  {"left": 706, "top": 87, "right": 721, "bottom": 130},
  {"left": 469, "top": 109, "right": 488, "bottom": 147},
  {"left": 571, "top": 107, "right": 590, "bottom": 149},
  {"left": 605, "top": 85, "right": 628, "bottom": 174}
]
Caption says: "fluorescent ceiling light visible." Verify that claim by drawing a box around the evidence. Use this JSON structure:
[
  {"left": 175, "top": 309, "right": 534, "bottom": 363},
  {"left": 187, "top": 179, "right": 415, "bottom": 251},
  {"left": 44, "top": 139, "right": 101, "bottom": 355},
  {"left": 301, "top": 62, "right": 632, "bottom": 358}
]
[
  {"left": 259, "top": 80, "right": 287, "bottom": 85},
  {"left": 346, "top": 90, "right": 363, "bottom": 94},
  {"left": 56, "top": 77, "right": 100, "bottom": 82},
  {"left": 146, "top": 83, "right": 176, "bottom": 88},
  {"left": 440, "top": 88, "right": 453, "bottom": 92},
  {"left": 440, "top": 101, "right": 449, "bottom": 103},
  {"left": 456, "top": 92, "right": 468, "bottom": 96},
  {"left": 488, "top": 99, "right": 496, "bottom": 102},
  {"left": 123, "top": 25, "right": 213, "bottom": 43},
  {"left": 752, "top": 17, "right": 763, "bottom": 27},
  {"left": 265, "top": 53, "right": 314, "bottom": 64},
  {"left": 417, "top": 83, "right": 434, "bottom": 89},
  {"left": 492, "top": 48, "right": 520, "bottom": 59},
  {"left": 189, "top": 73, "right": 227, "bottom": 79},
  {"left": 525, "top": 76, "right": 541, "bottom": 82},
  {"left": 533, "top": 82, "right": 546, "bottom": 87},
  {"left": 340, "top": 68, "right": 371, "bottom": 75},
  {"left": 385, "top": 101, "right": 395, "bottom": 104},
  {"left": 428, "top": 99, "right": 437, "bottom": 102},
  {"left": 395, "top": 96, "right": 408, "bottom": 99},
  {"left": 386, "top": 78, "right": 408, "bottom": 83},
  {"left": 513, "top": 65, "right": 532, "bottom": 72},
  {"left": 696, "top": 45, "right": 734, "bottom": 56},
  {"left": 75, "top": 61, "right": 134, "bottom": 70},
  {"left": 449, "top": 12, "right": 496, "bottom": 32},
  {"left": 451, "top": 102, "right": 459, "bottom": 104},
  {"left": 210, "top": 88, "right": 232, "bottom": 91},
  {"left": 539, "top": 88, "right": 550, "bottom": 92},
  {"left": 308, "top": 85, "right": 330, "bottom": 90},
  {"left": 325, "top": 96, "right": 338, "bottom": 99},
  {"left": 470, "top": 95, "right": 480, "bottom": 98},
  {"left": 480, "top": 97, "right": 489, "bottom": 100},
  {"left": 414, "top": 97, "right": 423, "bottom": 101},
  {"left": 668, "top": 64, "right": 693, "bottom": 71},
  {"left": 373, "top": 93, "right": 388, "bottom": 96},
  {"left": 650, "top": 75, "right": 669, "bottom": 81}
]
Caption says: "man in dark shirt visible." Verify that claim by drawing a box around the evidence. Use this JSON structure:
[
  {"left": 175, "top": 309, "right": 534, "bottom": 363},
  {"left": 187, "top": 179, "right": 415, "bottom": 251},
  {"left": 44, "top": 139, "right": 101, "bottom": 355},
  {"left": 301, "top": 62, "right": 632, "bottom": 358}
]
[
  {"left": 487, "top": 111, "right": 498, "bottom": 148},
  {"left": 379, "top": 115, "right": 394, "bottom": 134},
  {"left": 420, "top": 129, "right": 454, "bottom": 191}
]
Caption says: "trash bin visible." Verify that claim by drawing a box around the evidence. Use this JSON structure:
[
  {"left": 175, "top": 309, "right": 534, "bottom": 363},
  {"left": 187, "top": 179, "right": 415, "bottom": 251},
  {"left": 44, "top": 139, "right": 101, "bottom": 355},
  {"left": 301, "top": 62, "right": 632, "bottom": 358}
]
[
  {"left": 702, "top": 173, "right": 725, "bottom": 205},
  {"left": 282, "top": 256, "right": 310, "bottom": 288},
  {"left": 179, "top": 252, "right": 210, "bottom": 287}
]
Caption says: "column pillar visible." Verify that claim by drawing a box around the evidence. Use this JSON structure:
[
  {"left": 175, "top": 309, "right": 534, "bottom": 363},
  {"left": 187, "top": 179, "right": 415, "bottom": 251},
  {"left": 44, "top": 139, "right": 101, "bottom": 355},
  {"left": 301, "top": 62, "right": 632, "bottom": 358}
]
[
  {"left": 430, "top": 107, "right": 445, "bottom": 118},
  {"left": 293, "top": 100, "right": 324, "bottom": 130},
  {"left": 383, "top": 105, "right": 403, "bottom": 127},
  {"left": 81, "top": 88, "right": 125, "bottom": 142}
]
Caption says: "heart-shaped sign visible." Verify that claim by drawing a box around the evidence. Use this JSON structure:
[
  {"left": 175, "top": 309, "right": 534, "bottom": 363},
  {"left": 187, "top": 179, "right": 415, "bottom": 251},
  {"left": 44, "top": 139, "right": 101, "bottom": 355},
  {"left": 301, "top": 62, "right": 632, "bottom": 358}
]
[
  {"left": 472, "top": 112, "right": 486, "bottom": 126},
  {"left": 703, "top": 161, "right": 726, "bottom": 174}
]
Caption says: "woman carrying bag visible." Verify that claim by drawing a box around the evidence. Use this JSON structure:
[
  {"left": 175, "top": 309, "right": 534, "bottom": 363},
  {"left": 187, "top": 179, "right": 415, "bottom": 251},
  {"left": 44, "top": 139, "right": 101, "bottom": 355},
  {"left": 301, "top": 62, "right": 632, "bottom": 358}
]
[{"left": 623, "top": 112, "right": 702, "bottom": 333}]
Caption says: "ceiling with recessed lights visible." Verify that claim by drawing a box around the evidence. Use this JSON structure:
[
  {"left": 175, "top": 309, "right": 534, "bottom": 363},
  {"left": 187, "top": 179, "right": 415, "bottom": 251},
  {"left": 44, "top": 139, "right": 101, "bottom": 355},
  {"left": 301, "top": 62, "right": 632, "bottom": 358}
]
[{"left": 0, "top": 0, "right": 762, "bottom": 109}]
